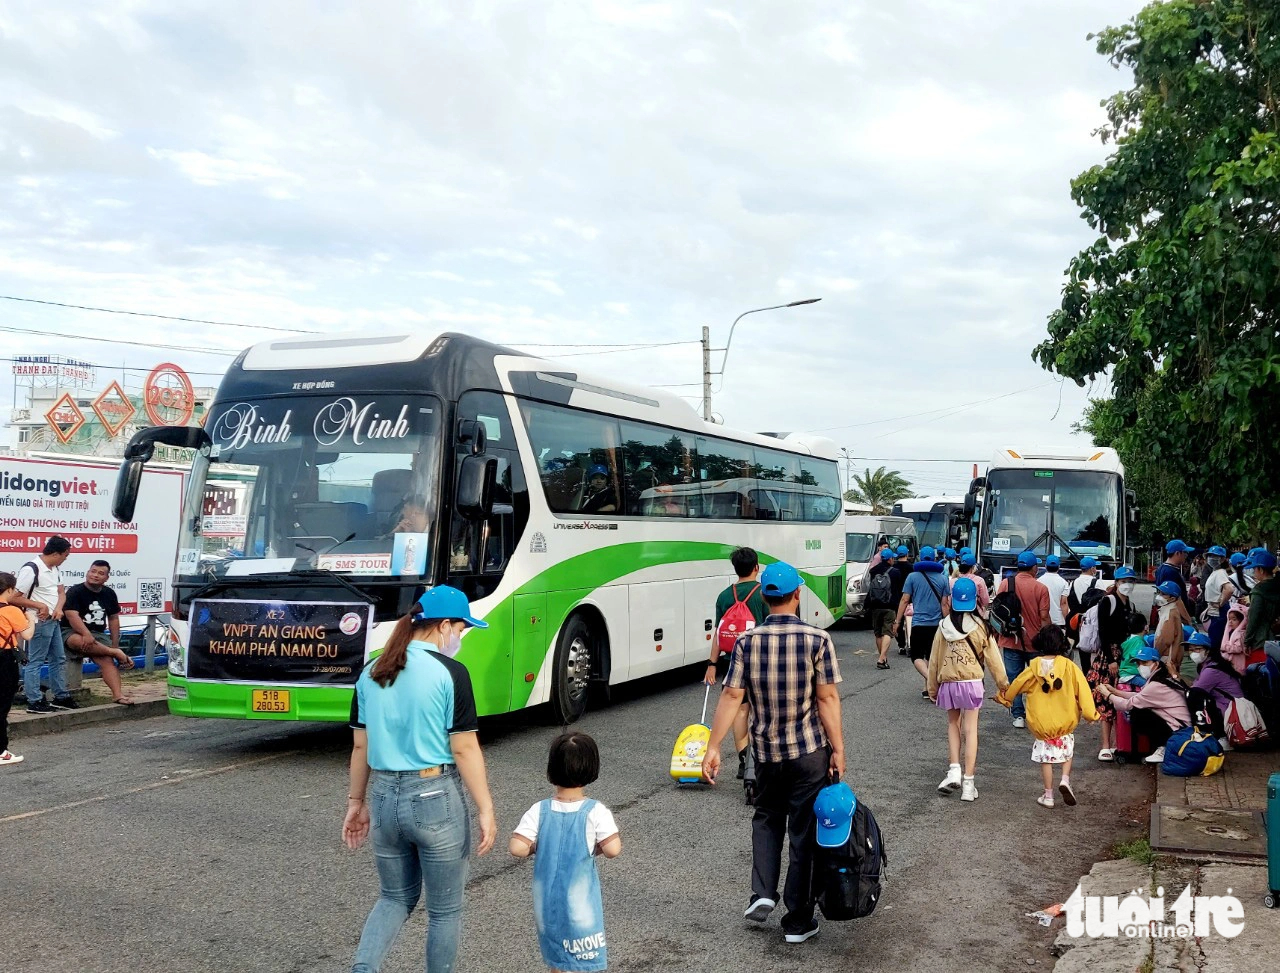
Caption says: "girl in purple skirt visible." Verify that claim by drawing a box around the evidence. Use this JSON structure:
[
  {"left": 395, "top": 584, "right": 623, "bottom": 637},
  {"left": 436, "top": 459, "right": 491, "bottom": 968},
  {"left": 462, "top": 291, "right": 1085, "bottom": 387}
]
[{"left": 927, "top": 577, "right": 1008, "bottom": 802}]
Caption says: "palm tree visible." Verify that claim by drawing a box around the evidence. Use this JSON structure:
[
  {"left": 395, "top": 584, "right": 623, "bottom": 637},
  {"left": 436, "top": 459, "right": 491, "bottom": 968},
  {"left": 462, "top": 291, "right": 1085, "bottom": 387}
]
[{"left": 844, "top": 466, "right": 913, "bottom": 515}]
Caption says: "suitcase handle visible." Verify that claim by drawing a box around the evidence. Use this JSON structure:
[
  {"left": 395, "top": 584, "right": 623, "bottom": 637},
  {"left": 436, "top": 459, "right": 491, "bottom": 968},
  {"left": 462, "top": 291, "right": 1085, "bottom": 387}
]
[{"left": 700, "top": 683, "right": 711, "bottom": 726}]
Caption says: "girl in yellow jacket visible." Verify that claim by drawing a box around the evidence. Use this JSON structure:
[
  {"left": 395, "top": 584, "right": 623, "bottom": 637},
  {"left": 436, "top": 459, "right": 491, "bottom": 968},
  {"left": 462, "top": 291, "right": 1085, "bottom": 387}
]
[
  {"left": 927, "top": 577, "right": 1008, "bottom": 802},
  {"left": 996, "top": 626, "right": 1099, "bottom": 808}
]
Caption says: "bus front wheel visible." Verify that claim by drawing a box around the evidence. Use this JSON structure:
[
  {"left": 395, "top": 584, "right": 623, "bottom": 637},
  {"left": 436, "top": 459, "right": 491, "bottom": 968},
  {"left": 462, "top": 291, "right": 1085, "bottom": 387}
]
[{"left": 551, "top": 613, "right": 596, "bottom": 725}]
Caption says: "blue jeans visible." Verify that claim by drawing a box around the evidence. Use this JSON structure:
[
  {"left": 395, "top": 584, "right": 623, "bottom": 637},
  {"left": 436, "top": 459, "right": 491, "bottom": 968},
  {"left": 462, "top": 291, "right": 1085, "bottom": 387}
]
[
  {"left": 1003, "top": 649, "right": 1030, "bottom": 720},
  {"left": 23, "top": 617, "right": 66, "bottom": 702},
  {"left": 352, "top": 768, "right": 471, "bottom": 973}
]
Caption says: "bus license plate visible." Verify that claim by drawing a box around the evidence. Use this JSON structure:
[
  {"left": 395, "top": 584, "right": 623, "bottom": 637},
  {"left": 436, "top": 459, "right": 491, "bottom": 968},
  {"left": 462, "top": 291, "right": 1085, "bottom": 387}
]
[{"left": 251, "top": 690, "right": 290, "bottom": 713}]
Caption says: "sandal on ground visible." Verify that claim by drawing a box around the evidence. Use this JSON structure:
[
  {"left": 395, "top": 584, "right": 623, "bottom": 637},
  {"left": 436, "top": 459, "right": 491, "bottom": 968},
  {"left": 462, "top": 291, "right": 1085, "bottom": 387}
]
[
  {"left": 113, "top": 698, "right": 137, "bottom": 707},
  {"left": 876, "top": 661, "right": 890, "bottom": 670},
  {"left": 1097, "top": 748, "right": 1116, "bottom": 762}
]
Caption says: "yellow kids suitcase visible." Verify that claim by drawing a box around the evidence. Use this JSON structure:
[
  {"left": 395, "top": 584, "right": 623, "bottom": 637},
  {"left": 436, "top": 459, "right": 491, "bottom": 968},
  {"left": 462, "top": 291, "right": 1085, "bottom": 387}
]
[{"left": 670, "top": 685, "right": 713, "bottom": 785}]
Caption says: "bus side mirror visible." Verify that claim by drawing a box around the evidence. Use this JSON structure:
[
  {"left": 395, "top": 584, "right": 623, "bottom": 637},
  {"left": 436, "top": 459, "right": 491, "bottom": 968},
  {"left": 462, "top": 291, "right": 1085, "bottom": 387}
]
[
  {"left": 456, "top": 456, "right": 498, "bottom": 520},
  {"left": 457, "top": 419, "right": 487, "bottom": 456},
  {"left": 114, "top": 425, "right": 211, "bottom": 523},
  {"left": 963, "top": 493, "right": 976, "bottom": 519}
]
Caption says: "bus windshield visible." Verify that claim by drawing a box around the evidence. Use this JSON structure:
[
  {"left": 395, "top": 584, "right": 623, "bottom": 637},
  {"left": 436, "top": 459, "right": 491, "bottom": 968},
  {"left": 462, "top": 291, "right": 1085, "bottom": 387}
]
[
  {"left": 981, "top": 468, "right": 1120, "bottom": 560},
  {"left": 178, "top": 393, "right": 443, "bottom": 581},
  {"left": 845, "top": 532, "right": 876, "bottom": 563},
  {"left": 896, "top": 504, "right": 957, "bottom": 550}
]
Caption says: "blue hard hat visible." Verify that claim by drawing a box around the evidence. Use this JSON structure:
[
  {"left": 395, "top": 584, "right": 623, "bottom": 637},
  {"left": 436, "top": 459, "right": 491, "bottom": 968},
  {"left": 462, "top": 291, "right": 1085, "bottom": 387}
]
[
  {"left": 1080, "top": 556, "right": 1099, "bottom": 569},
  {"left": 1166, "top": 539, "right": 1195, "bottom": 555},
  {"left": 413, "top": 585, "right": 489, "bottom": 629},
  {"left": 1046, "top": 555, "right": 1061, "bottom": 569},
  {"left": 588, "top": 463, "right": 608, "bottom": 477},
  {"left": 761, "top": 561, "right": 804, "bottom": 597},
  {"left": 896, "top": 545, "right": 909, "bottom": 557},
  {"left": 960, "top": 552, "right": 977, "bottom": 567},
  {"left": 1183, "top": 631, "right": 1211, "bottom": 647},
  {"left": 1016, "top": 550, "right": 1038, "bottom": 568},
  {"left": 1207, "top": 545, "right": 1228, "bottom": 558},
  {"left": 1230, "top": 552, "right": 1247, "bottom": 567},
  {"left": 1155, "top": 581, "right": 1181, "bottom": 597},
  {"left": 951, "top": 577, "right": 979, "bottom": 612},
  {"left": 919, "top": 546, "right": 936, "bottom": 561},
  {"left": 1114, "top": 566, "right": 1137, "bottom": 580},
  {"left": 1133, "top": 643, "right": 1161, "bottom": 662},
  {"left": 814, "top": 780, "right": 856, "bottom": 848}
]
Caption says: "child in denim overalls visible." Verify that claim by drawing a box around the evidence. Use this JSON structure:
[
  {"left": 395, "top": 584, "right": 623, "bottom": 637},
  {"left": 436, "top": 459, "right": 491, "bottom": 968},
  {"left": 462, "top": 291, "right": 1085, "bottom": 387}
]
[{"left": 510, "top": 732, "right": 622, "bottom": 971}]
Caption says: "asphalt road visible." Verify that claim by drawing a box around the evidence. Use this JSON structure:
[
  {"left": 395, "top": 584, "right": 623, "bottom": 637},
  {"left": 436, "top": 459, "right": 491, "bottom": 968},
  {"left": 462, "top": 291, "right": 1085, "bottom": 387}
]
[{"left": 1, "top": 619, "right": 1154, "bottom": 973}]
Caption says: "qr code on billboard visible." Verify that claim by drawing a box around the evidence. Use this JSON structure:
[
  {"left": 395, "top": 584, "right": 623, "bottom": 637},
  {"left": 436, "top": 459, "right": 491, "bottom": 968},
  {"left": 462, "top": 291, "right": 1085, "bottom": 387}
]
[{"left": 137, "top": 580, "right": 165, "bottom": 613}]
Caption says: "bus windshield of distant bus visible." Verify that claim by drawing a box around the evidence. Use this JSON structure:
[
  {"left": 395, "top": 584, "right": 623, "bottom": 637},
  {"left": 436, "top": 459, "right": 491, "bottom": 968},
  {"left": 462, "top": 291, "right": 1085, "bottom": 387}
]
[
  {"left": 893, "top": 501, "right": 960, "bottom": 551},
  {"left": 979, "top": 468, "right": 1120, "bottom": 560},
  {"left": 178, "top": 394, "right": 443, "bottom": 581}
]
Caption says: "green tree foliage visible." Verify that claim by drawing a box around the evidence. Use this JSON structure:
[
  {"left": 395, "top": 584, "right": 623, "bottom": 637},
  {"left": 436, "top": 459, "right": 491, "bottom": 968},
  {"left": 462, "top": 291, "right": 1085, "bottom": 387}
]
[
  {"left": 844, "top": 466, "right": 913, "bottom": 514},
  {"left": 1034, "top": 0, "right": 1280, "bottom": 542}
]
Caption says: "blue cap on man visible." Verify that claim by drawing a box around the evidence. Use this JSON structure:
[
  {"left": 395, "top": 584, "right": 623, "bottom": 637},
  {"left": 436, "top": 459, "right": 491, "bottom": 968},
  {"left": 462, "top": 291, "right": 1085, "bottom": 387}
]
[
  {"left": 1166, "top": 539, "right": 1195, "bottom": 555},
  {"left": 943, "top": 547, "right": 957, "bottom": 560},
  {"left": 1080, "top": 556, "right": 1098, "bottom": 569},
  {"left": 760, "top": 561, "right": 805, "bottom": 597},
  {"left": 1016, "top": 550, "right": 1038, "bottom": 569},
  {"left": 960, "top": 551, "right": 977, "bottom": 567},
  {"left": 896, "top": 545, "right": 909, "bottom": 557},
  {"left": 919, "top": 546, "right": 936, "bottom": 561},
  {"left": 1045, "top": 555, "right": 1061, "bottom": 569},
  {"left": 1251, "top": 550, "right": 1278, "bottom": 571}
]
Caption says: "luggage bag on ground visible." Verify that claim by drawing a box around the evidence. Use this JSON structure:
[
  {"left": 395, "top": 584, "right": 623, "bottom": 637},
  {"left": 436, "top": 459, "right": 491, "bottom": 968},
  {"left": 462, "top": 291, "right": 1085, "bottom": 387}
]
[
  {"left": 1113, "top": 709, "right": 1153, "bottom": 764},
  {"left": 1161, "top": 725, "right": 1225, "bottom": 777},
  {"left": 812, "top": 784, "right": 886, "bottom": 921},
  {"left": 1265, "top": 773, "right": 1280, "bottom": 909},
  {"left": 669, "top": 685, "right": 712, "bottom": 785}
]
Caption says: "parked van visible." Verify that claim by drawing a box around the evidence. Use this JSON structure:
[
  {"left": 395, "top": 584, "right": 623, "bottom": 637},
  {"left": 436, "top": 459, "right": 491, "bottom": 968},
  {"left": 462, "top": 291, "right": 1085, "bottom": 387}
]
[{"left": 845, "top": 514, "right": 918, "bottom": 619}]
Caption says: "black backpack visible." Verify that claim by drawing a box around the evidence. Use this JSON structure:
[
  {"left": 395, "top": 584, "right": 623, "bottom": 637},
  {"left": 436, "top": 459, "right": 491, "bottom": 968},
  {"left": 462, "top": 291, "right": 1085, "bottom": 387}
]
[
  {"left": 813, "top": 797, "right": 886, "bottom": 921},
  {"left": 1067, "top": 575, "right": 1103, "bottom": 619},
  {"left": 867, "top": 566, "right": 894, "bottom": 607},
  {"left": 990, "top": 572, "right": 1026, "bottom": 645},
  {"left": 1242, "top": 658, "right": 1280, "bottom": 734}
]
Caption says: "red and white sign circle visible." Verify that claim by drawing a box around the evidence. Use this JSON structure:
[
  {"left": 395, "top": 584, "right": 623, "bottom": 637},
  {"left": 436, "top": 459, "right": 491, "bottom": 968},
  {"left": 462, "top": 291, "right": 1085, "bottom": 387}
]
[
  {"left": 339, "top": 612, "right": 363, "bottom": 636},
  {"left": 144, "top": 362, "right": 194, "bottom": 426}
]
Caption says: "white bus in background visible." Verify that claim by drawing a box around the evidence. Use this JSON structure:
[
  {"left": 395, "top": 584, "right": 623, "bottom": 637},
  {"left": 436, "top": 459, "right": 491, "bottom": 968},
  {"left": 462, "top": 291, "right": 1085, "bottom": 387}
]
[
  {"left": 114, "top": 331, "right": 848, "bottom": 725},
  {"left": 891, "top": 495, "right": 966, "bottom": 552},
  {"left": 965, "top": 447, "right": 1136, "bottom": 577}
]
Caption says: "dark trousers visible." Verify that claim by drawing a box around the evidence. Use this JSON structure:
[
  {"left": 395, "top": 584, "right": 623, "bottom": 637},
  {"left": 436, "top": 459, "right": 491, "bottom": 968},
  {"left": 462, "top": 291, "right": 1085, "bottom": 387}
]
[
  {"left": 1130, "top": 707, "right": 1177, "bottom": 749},
  {"left": 1, "top": 650, "right": 19, "bottom": 753},
  {"left": 751, "top": 746, "right": 829, "bottom": 931}
]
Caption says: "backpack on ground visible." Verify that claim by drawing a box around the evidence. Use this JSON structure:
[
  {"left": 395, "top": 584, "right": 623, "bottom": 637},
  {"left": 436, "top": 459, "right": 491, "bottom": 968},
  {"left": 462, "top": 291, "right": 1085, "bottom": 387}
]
[
  {"left": 990, "top": 573, "right": 1026, "bottom": 644},
  {"left": 813, "top": 796, "right": 887, "bottom": 921},
  {"left": 716, "top": 583, "right": 760, "bottom": 655},
  {"left": 1223, "top": 697, "right": 1270, "bottom": 748},
  {"left": 1241, "top": 657, "right": 1280, "bottom": 733},
  {"left": 1161, "top": 725, "right": 1225, "bottom": 777},
  {"left": 866, "top": 567, "right": 893, "bottom": 608}
]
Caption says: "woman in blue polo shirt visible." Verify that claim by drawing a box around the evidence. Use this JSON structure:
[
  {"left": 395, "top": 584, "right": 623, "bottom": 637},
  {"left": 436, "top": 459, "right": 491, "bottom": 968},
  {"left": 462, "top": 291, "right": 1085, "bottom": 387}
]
[{"left": 343, "top": 586, "right": 498, "bottom": 973}]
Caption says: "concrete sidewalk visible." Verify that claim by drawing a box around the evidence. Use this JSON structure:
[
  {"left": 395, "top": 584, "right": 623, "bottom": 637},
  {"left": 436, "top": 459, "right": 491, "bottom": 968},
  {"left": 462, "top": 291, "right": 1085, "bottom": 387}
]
[
  {"left": 1052, "top": 749, "right": 1279, "bottom": 972},
  {"left": 8, "top": 673, "right": 170, "bottom": 740}
]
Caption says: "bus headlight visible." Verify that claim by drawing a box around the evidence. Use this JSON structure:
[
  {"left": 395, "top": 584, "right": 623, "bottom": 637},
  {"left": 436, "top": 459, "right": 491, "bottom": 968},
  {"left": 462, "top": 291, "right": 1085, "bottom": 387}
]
[
  {"left": 168, "top": 641, "right": 185, "bottom": 677},
  {"left": 848, "top": 577, "right": 862, "bottom": 593}
]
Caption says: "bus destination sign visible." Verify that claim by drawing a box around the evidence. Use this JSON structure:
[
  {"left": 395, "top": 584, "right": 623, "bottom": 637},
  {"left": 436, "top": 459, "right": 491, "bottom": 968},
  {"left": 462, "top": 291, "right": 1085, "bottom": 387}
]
[{"left": 186, "top": 599, "right": 372, "bottom": 685}]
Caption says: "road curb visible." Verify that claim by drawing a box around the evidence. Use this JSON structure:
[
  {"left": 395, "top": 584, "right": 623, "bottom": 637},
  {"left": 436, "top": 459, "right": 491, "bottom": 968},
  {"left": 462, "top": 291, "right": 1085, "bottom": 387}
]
[{"left": 9, "top": 699, "right": 170, "bottom": 740}]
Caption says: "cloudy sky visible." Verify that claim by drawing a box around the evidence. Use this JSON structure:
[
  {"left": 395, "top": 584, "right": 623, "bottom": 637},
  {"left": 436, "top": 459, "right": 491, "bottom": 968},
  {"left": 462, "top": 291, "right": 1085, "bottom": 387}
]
[{"left": 0, "top": 0, "right": 1146, "bottom": 495}]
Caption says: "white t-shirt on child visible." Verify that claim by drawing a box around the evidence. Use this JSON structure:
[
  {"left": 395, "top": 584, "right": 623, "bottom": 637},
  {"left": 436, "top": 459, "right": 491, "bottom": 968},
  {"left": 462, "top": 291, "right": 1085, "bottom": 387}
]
[{"left": 514, "top": 799, "right": 618, "bottom": 854}]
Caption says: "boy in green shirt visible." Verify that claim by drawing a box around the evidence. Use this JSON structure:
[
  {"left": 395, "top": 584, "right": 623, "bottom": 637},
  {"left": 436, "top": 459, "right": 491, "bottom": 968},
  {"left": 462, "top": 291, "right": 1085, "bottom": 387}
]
[
  {"left": 1117, "top": 615, "right": 1151, "bottom": 687},
  {"left": 707, "top": 547, "right": 768, "bottom": 780}
]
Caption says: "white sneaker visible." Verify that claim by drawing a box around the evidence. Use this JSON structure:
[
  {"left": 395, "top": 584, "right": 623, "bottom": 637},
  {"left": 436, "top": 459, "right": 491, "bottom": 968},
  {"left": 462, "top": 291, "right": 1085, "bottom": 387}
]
[
  {"left": 937, "top": 765, "right": 962, "bottom": 794},
  {"left": 0, "top": 750, "right": 23, "bottom": 767},
  {"left": 1012, "top": 717, "right": 1026, "bottom": 729},
  {"left": 1036, "top": 794, "right": 1055, "bottom": 808},
  {"left": 1144, "top": 746, "right": 1166, "bottom": 764},
  {"left": 1218, "top": 736, "right": 1233, "bottom": 752},
  {"left": 744, "top": 897, "right": 775, "bottom": 923},
  {"left": 960, "top": 778, "right": 977, "bottom": 802}
]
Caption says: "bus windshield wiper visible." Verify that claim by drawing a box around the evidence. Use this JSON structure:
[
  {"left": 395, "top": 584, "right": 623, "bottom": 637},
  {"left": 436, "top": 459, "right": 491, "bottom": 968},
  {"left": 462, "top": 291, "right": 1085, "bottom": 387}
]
[
  {"left": 289, "top": 565, "right": 378, "bottom": 604},
  {"left": 295, "top": 533, "right": 357, "bottom": 560}
]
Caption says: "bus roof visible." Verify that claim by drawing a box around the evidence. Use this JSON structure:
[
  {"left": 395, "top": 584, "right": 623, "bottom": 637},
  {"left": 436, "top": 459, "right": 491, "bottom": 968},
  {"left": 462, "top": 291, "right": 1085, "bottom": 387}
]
[
  {"left": 987, "top": 447, "right": 1123, "bottom": 476},
  {"left": 233, "top": 330, "right": 838, "bottom": 460},
  {"left": 892, "top": 495, "right": 964, "bottom": 512}
]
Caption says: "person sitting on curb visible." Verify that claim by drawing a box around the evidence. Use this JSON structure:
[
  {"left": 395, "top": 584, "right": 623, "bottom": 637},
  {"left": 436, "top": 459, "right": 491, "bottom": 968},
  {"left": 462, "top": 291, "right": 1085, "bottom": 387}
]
[
  {"left": 62, "top": 560, "right": 136, "bottom": 705},
  {"left": 1098, "top": 644, "right": 1192, "bottom": 766}
]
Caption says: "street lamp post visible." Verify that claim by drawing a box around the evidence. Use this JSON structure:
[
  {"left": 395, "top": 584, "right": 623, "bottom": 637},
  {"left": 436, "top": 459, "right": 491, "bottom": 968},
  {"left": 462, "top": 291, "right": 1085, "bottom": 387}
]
[{"left": 701, "top": 298, "right": 821, "bottom": 421}]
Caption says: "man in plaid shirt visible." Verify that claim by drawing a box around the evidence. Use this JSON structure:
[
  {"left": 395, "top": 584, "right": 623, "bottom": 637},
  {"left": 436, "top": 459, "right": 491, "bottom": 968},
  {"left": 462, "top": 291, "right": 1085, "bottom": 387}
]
[{"left": 703, "top": 561, "right": 845, "bottom": 945}]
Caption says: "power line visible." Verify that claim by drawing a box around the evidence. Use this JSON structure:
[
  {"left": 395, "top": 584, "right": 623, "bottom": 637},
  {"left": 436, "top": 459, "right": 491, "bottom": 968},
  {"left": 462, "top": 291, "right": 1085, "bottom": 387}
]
[
  {"left": 0, "top": 293, "right": 317, "bottom": 333},
  {"left": 0, "top": 324, "right": 237, "bottom": 357},
  {"left": 553, "top": 341, "right": 699, "bottom": 358},
  {"left": 809, "top": 381, "right": 1056, "bottom": 434}
]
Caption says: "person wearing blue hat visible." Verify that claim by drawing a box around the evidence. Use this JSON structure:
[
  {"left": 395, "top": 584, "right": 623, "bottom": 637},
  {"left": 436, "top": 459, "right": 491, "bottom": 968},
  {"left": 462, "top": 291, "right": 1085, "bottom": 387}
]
[
  {"left": 894, "top": 544, "right": 953, "bottom": 698},
  {"left": 867, "top": 542, "right": 905, "bottom": 671},
  {"left": 1202, "top": 547, "right": 1241, "bottom": 652},
  {"left": 1155, "top": 540, "right": 1195, "bottom": 614},
  {"left": 1039, "top": 554, "right": 1070, "bottom": 633},
  {"left": 1243, "top": 549, "right": 1279, "bottom": 663},
  {"left": 346, "top": 586, "right": 497, "bottom": 972},
  {"left": 893, "top": 545, "right": 913, "bottom": 655},
  {"left": 703, "top": 561, "right": 843, "bottom": 944},
  {"left": 580, "top": 463, "right": 617, "bottom": 513},
  {"left": 942, "top": 547, "right": 959, "bottom": 580},
  {"left": 926, "top": 576, "right": 1008, "bottom": 802},
  {"left": 992, "top": 551, "right": 1052, "bottom": 729},
  {"left": 1098, "top": 641, "right": 1193, "bottom": 765},
  {"left": 951, "top": 551, "right": 990, "bottom": 617},
  {"left": 1151, "top": 576, "right": 1194, "bottom": 672},
  {"left": 1116, "top": 611, "right": 1153, "bottom": 688},
  {"left": 1085, "top": 565, "right": 1141, "bottom": 762}
]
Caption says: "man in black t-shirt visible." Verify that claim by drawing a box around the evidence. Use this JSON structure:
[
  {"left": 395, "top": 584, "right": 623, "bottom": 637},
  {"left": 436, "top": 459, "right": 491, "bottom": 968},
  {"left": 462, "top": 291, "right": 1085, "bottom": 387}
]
[{"left": 62, "top": 560, "right": 135, "bottom": 704}]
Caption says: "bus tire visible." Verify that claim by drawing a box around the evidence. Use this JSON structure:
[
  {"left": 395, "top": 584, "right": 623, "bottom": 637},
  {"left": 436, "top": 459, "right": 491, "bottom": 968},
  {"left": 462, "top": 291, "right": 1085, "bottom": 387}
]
[{"left": 551, "top": 613, "right": 597, "bottom": 725}]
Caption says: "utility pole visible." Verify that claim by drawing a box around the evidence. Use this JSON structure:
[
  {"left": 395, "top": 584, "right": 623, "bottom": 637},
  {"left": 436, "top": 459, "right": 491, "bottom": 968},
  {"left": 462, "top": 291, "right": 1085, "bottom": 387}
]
[{"left": 701, "top": 326, "right": 712, "bottom": 422}]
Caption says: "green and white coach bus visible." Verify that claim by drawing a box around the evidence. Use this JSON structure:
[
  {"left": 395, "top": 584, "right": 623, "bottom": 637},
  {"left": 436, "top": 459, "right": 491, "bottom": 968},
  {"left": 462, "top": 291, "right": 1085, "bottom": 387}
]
[{"left": 114, "top": 331, "right": 846, "bottom": 723}]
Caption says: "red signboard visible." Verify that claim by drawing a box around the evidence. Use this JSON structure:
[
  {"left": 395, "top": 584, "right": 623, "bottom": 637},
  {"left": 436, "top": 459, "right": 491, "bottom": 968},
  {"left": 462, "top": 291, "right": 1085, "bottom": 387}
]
[
  {"left": 44, "top": 392, "right": 86, "bottom": 443},
  {"left": 91, "top": 380, "right": 136, "bottom": 437},
  {"left": 143, "top": 362, "right": 194, "bottom": 426}
]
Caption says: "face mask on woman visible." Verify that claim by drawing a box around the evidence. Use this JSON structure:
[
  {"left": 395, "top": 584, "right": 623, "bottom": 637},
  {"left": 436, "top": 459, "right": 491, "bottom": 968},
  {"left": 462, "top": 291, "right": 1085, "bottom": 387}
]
[
  {"left": 1118, "top": 582, "right": 1136, "bottom": 598},
  {"left": 438, "top": 624, "right": 464, "bottom": 657},
  {"left": 1138, "top": 662, "right": 1157, "bottom": 680},
  {"left": 1207, "top": 557, "right": 1223, "bottom": 569},
  {"left": 1153, "top": 594, "right": 1169, "bottom": 607},
  {"left": 1190, "top": 651, "right": 1206, "bottom": 666}
]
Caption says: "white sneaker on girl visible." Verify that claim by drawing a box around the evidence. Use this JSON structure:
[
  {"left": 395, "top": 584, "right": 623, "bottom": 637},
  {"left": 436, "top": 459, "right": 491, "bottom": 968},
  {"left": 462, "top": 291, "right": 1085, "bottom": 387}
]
[
  {"left": 0, "top": 750, "right": 23, "bottom": 767},
  {"left": 960, "top": 777, "right": 977, "bottom": 802},
  {"left": 1036, "top": 793, "right": 1055, "bottom": 808},
  {"left": 937, "top": 765, "right": 962, "bottom": 795}
]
